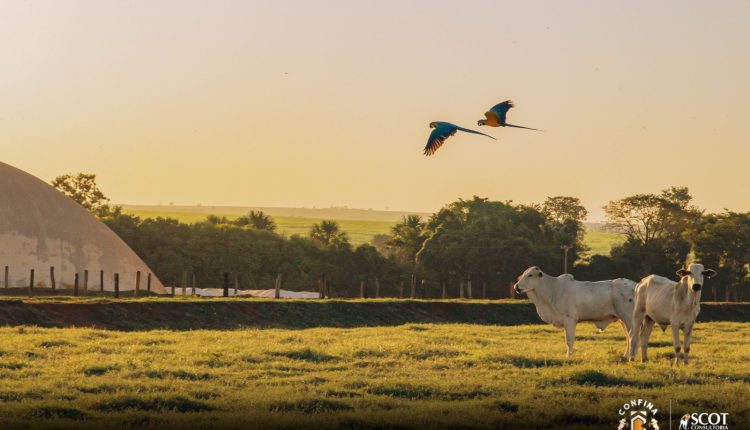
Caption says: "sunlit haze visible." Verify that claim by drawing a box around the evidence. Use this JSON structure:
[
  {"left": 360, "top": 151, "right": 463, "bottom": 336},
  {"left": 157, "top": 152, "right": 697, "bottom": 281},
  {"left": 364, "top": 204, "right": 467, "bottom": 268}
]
[{"left": 2, "top": 0, "right": 749, "bottom": 220}]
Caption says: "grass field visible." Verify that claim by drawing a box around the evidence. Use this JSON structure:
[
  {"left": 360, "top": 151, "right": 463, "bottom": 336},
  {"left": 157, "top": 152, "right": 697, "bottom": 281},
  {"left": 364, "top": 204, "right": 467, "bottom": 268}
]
[
  {"left": 0, "top": 300, "right": 747, "bottom": 429},
  {"left": 582, "top": 230, "right": 623, "bottom": 256},
  {"left": 123, "top": 206, "right": 625, "bottom": 253}
]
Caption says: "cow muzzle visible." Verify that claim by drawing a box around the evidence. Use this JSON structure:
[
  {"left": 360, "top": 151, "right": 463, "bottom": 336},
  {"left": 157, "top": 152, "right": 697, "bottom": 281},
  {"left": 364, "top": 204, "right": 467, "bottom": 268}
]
[
  {"left": 692, "top": 284, "right": 702, "bottom": 292},
  {"left": 513, "top": 284, "right": 523, "bottom": 295}
]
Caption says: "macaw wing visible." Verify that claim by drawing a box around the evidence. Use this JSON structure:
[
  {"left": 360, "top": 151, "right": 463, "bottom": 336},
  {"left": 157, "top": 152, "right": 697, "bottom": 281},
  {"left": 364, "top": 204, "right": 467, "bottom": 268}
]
[
  {"left": 489, "top": 100, "right": 514, "bottom": 125},
  {"left": 423, "top": 124, "right": 457, "bottom": 156}
]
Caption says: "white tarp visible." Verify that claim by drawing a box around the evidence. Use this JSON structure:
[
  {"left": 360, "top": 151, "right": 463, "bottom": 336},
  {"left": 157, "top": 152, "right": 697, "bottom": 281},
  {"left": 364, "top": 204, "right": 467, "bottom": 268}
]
[{"left": 172, "top": 287, "right": 322, "bottom": 299}]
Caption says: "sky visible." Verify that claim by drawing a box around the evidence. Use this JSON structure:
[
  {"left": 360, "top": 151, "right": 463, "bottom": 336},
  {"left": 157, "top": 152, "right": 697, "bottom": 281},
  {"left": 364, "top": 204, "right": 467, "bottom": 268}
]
[{"left": 1, "top": 0, "right": 749, "bottom": 220}]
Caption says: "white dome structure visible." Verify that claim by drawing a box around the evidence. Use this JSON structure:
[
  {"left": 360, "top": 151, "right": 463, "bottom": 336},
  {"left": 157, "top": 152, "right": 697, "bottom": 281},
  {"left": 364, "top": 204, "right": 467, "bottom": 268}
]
[{"left": 0, "top": 161, "right": 166, "bottom": 294}]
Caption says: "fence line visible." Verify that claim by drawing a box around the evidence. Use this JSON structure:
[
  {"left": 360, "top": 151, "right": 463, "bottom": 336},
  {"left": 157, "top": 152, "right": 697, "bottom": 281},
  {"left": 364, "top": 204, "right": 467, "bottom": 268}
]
[{"left": 0, "top": 265, "right": 569, "bottom": 301}]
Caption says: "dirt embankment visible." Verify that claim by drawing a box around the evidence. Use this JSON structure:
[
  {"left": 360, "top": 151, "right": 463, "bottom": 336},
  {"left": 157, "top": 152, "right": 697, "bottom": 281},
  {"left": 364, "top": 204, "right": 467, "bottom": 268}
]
[{"left": 0, "top": 298, "right": 747, "bottom": 331}]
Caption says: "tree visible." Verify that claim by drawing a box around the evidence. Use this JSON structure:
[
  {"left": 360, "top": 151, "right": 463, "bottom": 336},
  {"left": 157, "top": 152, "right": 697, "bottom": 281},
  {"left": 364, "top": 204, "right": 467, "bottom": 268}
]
[
  {"left": 52, "top": 173, "right": 120, "bottom": 219},
  {"left": 542, "top": 196, "right": 588, "bottom": 225},
  {"left": 603, "top": 186, "right": 700, "bottom": 275},
  {"left": 541, "top": 196, "right": 589, "bottom": 264},
  {"left": 204, "top": 215, "right": 231, "bottom": 225},
  {"left": 604, "top": 186, "right": 699, "bottom": 247},
  {"left": 234, "top": 211, "right": 277, "bottom": 232},
  {"left": 417, "top": 196, "right": 568, "bottom": 298},
  {"left": 309, "top": 220, "right": 350, "bottom": 248},
  {"left": 386, "top": 215, "right": 426, "bottom": 264},
  {"left": 691, "top": 211, "right": 750, "bottom": 302}
]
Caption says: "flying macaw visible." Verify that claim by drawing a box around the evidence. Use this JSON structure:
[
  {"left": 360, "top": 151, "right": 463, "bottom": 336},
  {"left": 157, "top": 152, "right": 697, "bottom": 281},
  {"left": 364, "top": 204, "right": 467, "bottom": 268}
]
[
  {"left": 477, "top": 100, "right": 541, "bottom": 131},
  {"left": 423, "top": 122, "right": 495, "bottom": 156}
]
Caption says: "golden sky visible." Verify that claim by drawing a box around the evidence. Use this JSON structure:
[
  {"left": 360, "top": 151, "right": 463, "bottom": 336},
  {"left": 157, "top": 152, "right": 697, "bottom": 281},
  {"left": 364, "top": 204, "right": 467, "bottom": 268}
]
[{"left": 2, "top": 0, "right": 749, "bottom": 219}]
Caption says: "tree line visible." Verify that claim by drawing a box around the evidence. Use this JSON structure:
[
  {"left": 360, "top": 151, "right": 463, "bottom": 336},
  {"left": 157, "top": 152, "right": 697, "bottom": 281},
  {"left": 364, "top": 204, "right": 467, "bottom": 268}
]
[{"left": 53, "top": 173, "right": 750, "bottom": 300}]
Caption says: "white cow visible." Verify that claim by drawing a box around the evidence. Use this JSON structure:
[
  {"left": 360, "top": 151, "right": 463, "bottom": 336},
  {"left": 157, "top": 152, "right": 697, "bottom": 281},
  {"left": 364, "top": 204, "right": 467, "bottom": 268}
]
[
  {"left": 628, "top": 263, "right": 716, "bottom": 365},
  {"left": 513, "top": 266, "right": 636, "bottom": 357}
]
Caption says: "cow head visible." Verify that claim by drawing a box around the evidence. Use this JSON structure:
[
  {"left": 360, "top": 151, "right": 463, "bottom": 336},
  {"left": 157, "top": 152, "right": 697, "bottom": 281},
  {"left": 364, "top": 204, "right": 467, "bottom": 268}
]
[
  {"left": 676, "top": 263, "right": 717, "bottom": 292},
  {"left": 513, "top": 266, "right": 545, "bottom": 295}
]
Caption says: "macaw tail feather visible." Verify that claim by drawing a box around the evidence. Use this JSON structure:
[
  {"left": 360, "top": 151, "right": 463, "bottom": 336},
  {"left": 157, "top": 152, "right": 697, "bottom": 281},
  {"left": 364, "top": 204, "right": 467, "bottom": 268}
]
[{"left": 505, "top": 123, "right": 542, "bottom": 131}]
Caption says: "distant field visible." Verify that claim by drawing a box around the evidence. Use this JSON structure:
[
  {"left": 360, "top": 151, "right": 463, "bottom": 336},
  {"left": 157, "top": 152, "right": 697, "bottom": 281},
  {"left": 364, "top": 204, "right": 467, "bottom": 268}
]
[
  {"left": 125, "top": 210, "right": 395, "bottom": 245},
  {"left": 122, "top": 205, "right": 624, "bottom": 253},
  {"left": 0, "top": 317, "right": 747, "bottom": 429},
  {"left": 583, "top": 230, "right": 623, "bottom": 256}
]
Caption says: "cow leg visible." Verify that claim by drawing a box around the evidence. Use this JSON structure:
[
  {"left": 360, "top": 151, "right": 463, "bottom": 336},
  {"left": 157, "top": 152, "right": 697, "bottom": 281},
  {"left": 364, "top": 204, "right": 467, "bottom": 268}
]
[
  {"left": 671, "top": 324, "right": 682, "bottom": 367},
  {"left": 639, "top": 317, "right": 655, "bottom": 362},
  {"left": 564, "top": 317, "right": 576, "bottom": 357},
  {"left": 618, "top": 320, "right": 630, "bottom": 358},
  {"left": 629, "top": 308, "right": 646, "bottom": 361},
  {"left": 683, "top": 323, "right": 695, "bottom": 365}
]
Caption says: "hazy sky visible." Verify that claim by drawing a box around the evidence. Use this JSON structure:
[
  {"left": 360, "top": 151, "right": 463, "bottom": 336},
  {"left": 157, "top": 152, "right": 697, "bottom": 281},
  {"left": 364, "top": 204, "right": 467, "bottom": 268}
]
[{"left": 2, "top": 0, "right": 749, "bottom": 220}]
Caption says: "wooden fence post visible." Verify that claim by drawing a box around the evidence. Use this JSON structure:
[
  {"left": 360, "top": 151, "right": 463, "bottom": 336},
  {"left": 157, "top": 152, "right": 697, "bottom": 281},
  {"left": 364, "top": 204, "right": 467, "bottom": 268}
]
[
  {"left": 233, "top": 273, "right": 239, "bottom": 295},
  {"left": 171, "top": 276, "right": 176, "bottom": 297},
  {"left": 192, "top": 273, "right": 196, "bottom": 296},
  {"left": 181, "top": 271, "right": 188, "bottom": 296},
  {"left": 410, "top": 274, "right": 416, "bottom": 299},
  {"left": 509, "top": 280, "right": 515, "bottom": 299},
  {"left": 83, "top": 270, "right": 89, "bottom": 296},
  {"left": 223, "top": 272, "right": 229, "bottom": 297},
  {"left": 50, "top": 266, "right": 56, "bottom": 291},
  {"left": 375, "top": 278, "right": 380, "bottom": 298},
  {"left": 147, "top": 273, "right": 152, "bottom": 294},
  {"left": 29, "top": 269, "right": 34, "bottom": 297},
  {"left": 135, "top": 271, "right": 141, "bottom": 297},
  {"left": 274, "top": 273, "right": 282, "bottom": 299},
  {"left": 74, "top": 273, "right": 79, "bottom": 297},
  {"left": 466, "top": 275, "right": 472, "bottom": 299},
  {"left": 421, "top": 279, "right": 426, "bottom": 299},
  {"left": 322, "top": 274, "right": 328, "bottom": 299},
  {"left": 359, "top": 280, "right": 365, "bottom": 299},
  {"left": 114, "top": 273, "right": 120, "bottom": 298},
  {"left": 4, "top": 266, "right": 8, "bottom": 289},
  {"left": 100, "top": 270, "right": 104, "bottom": 293},
  {"left": 459, "top": 281, "right": 465, "bottom": 299}
]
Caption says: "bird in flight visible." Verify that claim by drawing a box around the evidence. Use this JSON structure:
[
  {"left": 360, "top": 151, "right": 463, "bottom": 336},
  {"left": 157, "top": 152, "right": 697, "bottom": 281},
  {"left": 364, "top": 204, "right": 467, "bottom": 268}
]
[
  {"left": 423, "top": 122, "right": 496, "bottom": 156},
  {"left": 477, "top": 100, "right": 541, "bottom": 131}
]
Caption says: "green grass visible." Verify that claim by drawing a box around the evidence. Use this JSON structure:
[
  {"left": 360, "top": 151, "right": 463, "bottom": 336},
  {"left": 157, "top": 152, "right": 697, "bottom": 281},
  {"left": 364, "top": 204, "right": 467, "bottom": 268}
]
[
  {"left": 0, "top": 321, "right": 747, "bottom": 429},
  {"left": 583, "top": 230, "right": 623, "bottom": 256}
]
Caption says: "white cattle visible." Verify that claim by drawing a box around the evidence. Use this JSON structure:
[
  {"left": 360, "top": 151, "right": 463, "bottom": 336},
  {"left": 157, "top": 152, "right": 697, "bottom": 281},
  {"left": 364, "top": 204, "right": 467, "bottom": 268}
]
[
  {"left": 628, "top": 263, "right": 716, "bottom": 365},
  {"left": 513, "top": 266, "right": 637, "bottom": 357}
]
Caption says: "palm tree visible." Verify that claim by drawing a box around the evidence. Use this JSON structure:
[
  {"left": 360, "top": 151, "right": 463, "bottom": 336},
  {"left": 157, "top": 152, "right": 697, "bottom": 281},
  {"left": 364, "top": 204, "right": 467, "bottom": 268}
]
[
  {"left": 205, "top": 214, "right": 230, "bottom": 225},
  {"left": 245, "top": 211, "right": 277, "bottom": 232},
  {"left": 309, "top": 220, "right": 349, "bottom": 247},
  {"left": 386, "top": 215, "right": 426, "bottom": 264}
]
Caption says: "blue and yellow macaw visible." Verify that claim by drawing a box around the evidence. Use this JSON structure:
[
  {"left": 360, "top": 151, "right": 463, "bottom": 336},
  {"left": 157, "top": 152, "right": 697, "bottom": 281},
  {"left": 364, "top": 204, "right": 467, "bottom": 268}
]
[
  {"left": 477, "top": 100, "right": 541, "bottom": 131},
  {"left": 423, "top": 122, "right": 496, "bottom": 156}
]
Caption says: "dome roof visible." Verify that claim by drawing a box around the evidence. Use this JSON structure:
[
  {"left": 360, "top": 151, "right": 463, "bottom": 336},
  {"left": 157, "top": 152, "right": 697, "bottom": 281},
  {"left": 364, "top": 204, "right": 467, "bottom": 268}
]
[{"left": 0, "top": 161, "right": 165, "bottom": 293}]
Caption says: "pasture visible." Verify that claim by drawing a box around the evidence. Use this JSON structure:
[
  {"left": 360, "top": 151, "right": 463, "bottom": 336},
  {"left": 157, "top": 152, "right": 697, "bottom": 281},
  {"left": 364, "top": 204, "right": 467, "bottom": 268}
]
[
  {"left": 0, "top": 299, "right": 747, "bottom": 429},
  {"left": 581, "top": 230, "right": 623, "bottom": 257}
]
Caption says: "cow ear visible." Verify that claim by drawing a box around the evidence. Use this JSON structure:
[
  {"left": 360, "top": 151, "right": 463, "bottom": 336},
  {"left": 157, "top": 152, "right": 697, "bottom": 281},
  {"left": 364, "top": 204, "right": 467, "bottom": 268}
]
[
  {"left": 702, "top": 269, "right": 717, "bottom": 278},
  {"left": 676, "top": 269, "right": 690, "bottom": 277}
]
